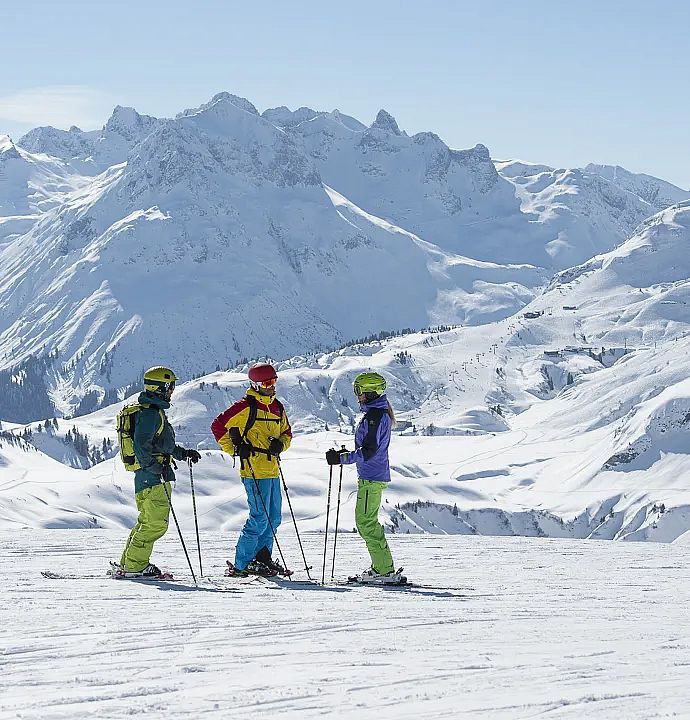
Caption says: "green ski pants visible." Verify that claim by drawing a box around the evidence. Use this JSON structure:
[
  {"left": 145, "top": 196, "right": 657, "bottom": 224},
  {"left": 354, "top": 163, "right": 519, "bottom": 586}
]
[
  {"left": 355, "top": 479, "right": 394, "bottom": 575},
  {"left": 120, "top": 482, "right": 171, "bottom": 571}
]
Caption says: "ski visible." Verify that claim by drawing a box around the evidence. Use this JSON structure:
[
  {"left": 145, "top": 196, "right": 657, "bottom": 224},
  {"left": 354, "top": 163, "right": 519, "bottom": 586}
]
[
  {"left": 264, "top": 576, "right": 319, "bottom": 587},
  {"left": 330, "top": 567, "right": 475, "bottom": 592},
  {"left": 340, "top": 566, "right": 410, "bottom": 587},
  {"left": 340, "top": 578, "right": 413, "bottom": 588},
  {"left": 332, "top": 579, "right": 475, "bottom": 592},
  {"left": 41, "top": 568, "right": 176, "bottom": 582},
  {"left": 217, "top": 575, "right": 265, "bottom": 587},
  {"left": 41, "top": 569, "right": 265, "bottom": 587},
  {"left": 41, "top": 570, "right": 103, "bottom": 580},
  {"left": 108, "top": 570, "right": 175, "bottom": 581}
]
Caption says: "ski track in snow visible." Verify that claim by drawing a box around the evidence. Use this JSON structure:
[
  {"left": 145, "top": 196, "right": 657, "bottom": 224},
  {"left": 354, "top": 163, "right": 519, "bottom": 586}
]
[{"left": 2, "top": 531, "right": 690, "bottom": 719}]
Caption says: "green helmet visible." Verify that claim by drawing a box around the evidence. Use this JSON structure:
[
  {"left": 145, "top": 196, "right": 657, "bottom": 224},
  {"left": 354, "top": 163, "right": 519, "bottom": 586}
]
[
  {"left": 353, "top": 372, "right": 386, "bottom": 397},
  {"left": 143, "top": 366, "right": 177, "bottom": 395}
]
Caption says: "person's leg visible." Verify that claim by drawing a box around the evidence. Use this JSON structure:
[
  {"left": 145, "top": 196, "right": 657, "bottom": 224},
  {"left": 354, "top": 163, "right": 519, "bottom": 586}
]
[
  {"left": 354, "top": 480, "right": 394, "bottom": 574},
  {"left": 256, "top": 477, "right": 282, "bottom": 556},
  {"left": 120, "top": 483, "right": 171, "bottom": 571},
  {"left": 234, "top": 477, "right": 270, "bottom": 570}
]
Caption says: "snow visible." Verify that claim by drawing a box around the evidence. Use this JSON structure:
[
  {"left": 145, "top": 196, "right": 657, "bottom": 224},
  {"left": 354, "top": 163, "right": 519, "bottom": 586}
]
[{"left": 3, "top": 530, "right": 690, "bottom": 719}]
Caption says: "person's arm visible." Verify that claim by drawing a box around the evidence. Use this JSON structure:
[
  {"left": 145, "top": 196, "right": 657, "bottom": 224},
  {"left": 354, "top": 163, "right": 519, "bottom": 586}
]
[
  {"left": 172, "top": 445, "right": 190, "bottom": 461},
  {"left": 340, "top": 411, "right": 388, "bottom": 464},
  {"left": 211, "top": 400, "right": 251, "bottom": 454},
  {"left": 133, "top": 408, "right": 164, "bottom": 475}
]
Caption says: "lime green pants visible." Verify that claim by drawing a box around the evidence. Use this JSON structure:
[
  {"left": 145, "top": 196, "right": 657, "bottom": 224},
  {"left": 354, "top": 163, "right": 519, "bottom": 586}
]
[
  {"left": 120, "top": 482, "right": 171, "bottom": 571},
  {"left": 355, "top": 479, "right": 394, "bottom": 575}
]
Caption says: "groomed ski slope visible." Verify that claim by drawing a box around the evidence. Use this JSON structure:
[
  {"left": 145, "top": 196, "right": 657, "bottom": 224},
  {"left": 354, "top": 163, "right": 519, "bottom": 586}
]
[{"left": 3, "top": 530, "right": 690, "bottom": 719}]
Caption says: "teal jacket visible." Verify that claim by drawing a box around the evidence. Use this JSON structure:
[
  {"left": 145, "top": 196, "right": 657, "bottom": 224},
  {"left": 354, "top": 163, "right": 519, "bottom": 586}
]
[{"left": 133, "top": 391, "right": 187, "bottom": 493}]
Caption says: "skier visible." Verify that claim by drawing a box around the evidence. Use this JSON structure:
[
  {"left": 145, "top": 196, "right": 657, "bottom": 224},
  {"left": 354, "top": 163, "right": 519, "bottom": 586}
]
[
  {"left": 326, "top": 372, "right": 404, "bottom": 585},
  {"left": 211, "top": 362, "right": 293, "bottom": 577},
  {"left": 116, "top": 366, "right": 201, "bottom": 578}
]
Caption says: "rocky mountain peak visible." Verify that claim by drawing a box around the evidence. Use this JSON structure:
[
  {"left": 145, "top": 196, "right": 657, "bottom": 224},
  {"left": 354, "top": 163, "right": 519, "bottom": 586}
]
[
  {"left": 370, "top": 109, "right": 402, "bottom": 135},
  {"left": 178, "top": 92, "right": 259, "bottom": 119},
  {"left": 0, "top": 135, "right": 20, "bottom": 159},
  {"left": 262, "top": 106, "right": 322, "bottom": 127}
]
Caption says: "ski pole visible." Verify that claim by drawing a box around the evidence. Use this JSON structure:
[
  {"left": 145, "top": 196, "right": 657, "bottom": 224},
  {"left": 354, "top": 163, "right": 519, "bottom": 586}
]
[
  {"left": 330, "top": 447, "right": 346, "bottom": 579},
  {"left": 245, "top": 455, "right": 292, "bottom": 581},
  {"left": 161, "top": 479, "right": 197, "bottom": 586},
  {"left": 322, "top": 464, "right": 334, "bottom": 585},
  {"left": 277, "top": 459, "right": 312, "bottom": 580},
  {"left": 188, "top": 459, "right": 203, "bottom": 578}
]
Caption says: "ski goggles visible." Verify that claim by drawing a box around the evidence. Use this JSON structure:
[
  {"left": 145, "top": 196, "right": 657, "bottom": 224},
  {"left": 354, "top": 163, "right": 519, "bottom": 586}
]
[
  {"left": 258, "top": 377, "right": 277, "bottom": 388},
  {"left": 146, "top": 380, "right": 176, "bottom": 394}
]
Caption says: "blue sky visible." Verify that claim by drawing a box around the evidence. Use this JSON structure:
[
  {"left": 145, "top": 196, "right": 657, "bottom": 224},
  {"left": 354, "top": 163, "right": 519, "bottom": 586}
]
[{"left": 2, "top": 0, "right": 688, "bottom": 187}]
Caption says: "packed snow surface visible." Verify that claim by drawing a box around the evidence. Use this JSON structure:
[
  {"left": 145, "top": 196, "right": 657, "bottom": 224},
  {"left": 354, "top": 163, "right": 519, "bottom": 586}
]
[{"left": 2, "top": 530, "right": 690, "bottom": 719}]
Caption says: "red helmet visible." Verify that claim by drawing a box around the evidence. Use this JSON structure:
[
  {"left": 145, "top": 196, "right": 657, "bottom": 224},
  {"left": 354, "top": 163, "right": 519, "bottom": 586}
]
[{"left": 248, "top": 363, "right": 277, "bottom": 383}]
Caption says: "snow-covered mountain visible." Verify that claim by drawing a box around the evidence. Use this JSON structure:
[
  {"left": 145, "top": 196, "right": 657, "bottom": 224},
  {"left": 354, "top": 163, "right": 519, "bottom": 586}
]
[
  {"left": 5, "top": 199, "right": 690, "bottom": 539},
  {"left": 533, "top": 200, "right": 690, "bottom": 348},
  {"left": 1, "top": 93, "right": 552, "bottom": 417},
  {"left": 2, "top": 91, "right": 690, "bottom": 545},
  {"left": 3, "top": 92, "right": 685, "bottom": 422},
  {"left": 495, "top": 160, "right": 690, "bottom": 270},
  {"left": 0, "top": 135, "right": 91, "bottom": 247},
  {"left": 585, "top": 163, "right": 689, "bottom": 209},
  {"left": 288, "top": 109, "right": 534, "bottom": 264},
  {"left": 4, "top": 292, "right": 690, "bottom": 542},
  {"left": 18, "top": 106, "right": 161, "bottom": 175}
]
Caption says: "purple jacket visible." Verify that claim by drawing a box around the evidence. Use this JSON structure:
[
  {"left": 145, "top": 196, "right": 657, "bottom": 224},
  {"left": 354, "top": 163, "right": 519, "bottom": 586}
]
[{"left": 341, "top": 395, "right": 392, "bottom": 482}]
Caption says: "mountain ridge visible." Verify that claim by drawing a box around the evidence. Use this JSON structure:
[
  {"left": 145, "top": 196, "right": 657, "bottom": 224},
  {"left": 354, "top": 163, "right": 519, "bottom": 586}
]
[{"left": 1, "top": 91, "right": 688, "bottom": 420}]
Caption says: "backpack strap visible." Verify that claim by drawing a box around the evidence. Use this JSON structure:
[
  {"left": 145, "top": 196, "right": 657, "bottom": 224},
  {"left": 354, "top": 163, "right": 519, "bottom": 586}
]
[
  {"left": 239, "top": 395, "right": 286, "bottom": 459},
  {"left": 242, "top": 396, "right": 284, "bottom": 439},
  {"left": 242, "top": 395, "right": 258, "bottom": 441},
  {"left": 155, "top": 409, "right": 166, "bottom": 437},
  {"left": 139, "top": 403, "right": 166, "bottom": 437}
]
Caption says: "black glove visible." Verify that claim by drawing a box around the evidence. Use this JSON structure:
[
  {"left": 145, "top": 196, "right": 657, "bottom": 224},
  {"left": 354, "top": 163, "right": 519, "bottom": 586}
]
[
  {"left": 235, "top": 441, "right": 252, "bottom": 460},
  {"left": 326, "top": 448, "right": 345, "bottom": 466},
  {"left": 186, "top": 449, "right": 201, "bottom": 464},
  {"left": 268, "top": 438, "right": 283, "bottom": 456}
]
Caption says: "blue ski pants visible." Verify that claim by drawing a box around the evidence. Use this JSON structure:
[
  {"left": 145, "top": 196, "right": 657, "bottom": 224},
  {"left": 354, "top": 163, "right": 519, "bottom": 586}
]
[{"left": 234, "top": 477, "right": 282, "bottom": 570}]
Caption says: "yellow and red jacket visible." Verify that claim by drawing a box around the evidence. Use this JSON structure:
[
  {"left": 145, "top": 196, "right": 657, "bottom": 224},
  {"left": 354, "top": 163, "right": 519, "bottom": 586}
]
[{"left": 211, "top": 388, "right": 292, "bottom": 478}]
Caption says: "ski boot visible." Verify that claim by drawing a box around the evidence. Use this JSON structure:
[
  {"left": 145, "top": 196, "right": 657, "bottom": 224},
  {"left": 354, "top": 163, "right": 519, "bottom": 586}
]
[
  {"left": 255, "top": 547, "right": 293, "bottom": 577},
  {"left": 246, "top": 560, "right": 279, "bottom": 577},
  {"left": 351, "top": 567, "right": 408, "bottom": 586},
  {"left": 225, "top": 561, "right": 250, "bottom": 577},
  {"left": 109, "top": 561, "right": 173, "bottom": 580}
]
